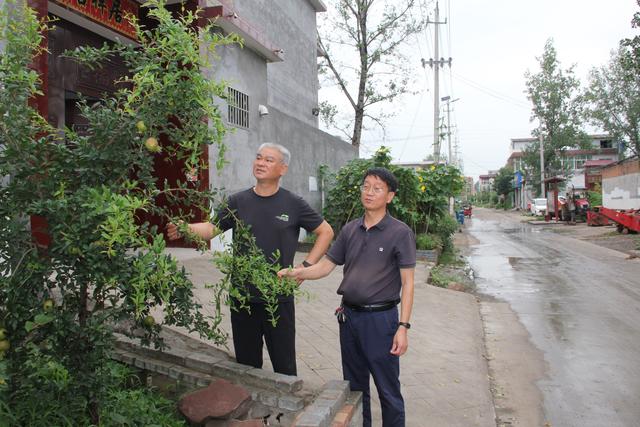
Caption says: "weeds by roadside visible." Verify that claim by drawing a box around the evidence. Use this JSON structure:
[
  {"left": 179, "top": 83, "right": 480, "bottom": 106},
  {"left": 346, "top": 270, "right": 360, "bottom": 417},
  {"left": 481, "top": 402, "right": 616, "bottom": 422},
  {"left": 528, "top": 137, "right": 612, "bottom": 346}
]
[{"left": 428, "top": 247, "right": 475, "bottom": 291}]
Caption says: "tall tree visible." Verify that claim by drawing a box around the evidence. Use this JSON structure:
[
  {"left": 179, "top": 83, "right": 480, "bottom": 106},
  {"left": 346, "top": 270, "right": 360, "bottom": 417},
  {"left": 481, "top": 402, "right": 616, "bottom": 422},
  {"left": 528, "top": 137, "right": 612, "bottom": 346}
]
[
  {"left": 493, "top": 166, "right": 514, "bottom": 200},
  {"left": 585, "top": 46, "right": 640, "bottom": 157},
  {"left": 318, "top": 0, "right": 426, "bottom": 149},
  {"left": 523, "top": 39, "right": 588, "bottom": 195},
  {"left": 620, "top": 0, "right": 640, "bottom": 76}
]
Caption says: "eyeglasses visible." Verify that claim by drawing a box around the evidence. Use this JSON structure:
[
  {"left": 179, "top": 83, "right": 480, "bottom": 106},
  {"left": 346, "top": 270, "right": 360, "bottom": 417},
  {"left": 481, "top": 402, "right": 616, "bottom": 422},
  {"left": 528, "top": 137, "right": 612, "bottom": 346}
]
[{"left": 360, "top": 184, "right": 385, "bottom": 195}]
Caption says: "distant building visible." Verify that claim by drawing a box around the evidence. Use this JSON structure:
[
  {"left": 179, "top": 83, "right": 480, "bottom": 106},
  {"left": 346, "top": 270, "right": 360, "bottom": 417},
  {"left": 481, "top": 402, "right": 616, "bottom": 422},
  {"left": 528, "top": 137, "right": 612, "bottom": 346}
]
[
  {"left": 478, "top": 170, "right": 498, "bottom": 193},
  {"left": 506, "top": 134, "right": 621, "bottom": 208},
  {"left": 507, "top": 134, "right": 620, "bottom": 189},
  {"left": 393, "top": 160, "right": 446, "bottom": 171},
  {"left": 584, "top": 159, "right": 616, "bottom": 191},
  {"left": 463, "top": 176, "right": 475, "bottom": 198}
]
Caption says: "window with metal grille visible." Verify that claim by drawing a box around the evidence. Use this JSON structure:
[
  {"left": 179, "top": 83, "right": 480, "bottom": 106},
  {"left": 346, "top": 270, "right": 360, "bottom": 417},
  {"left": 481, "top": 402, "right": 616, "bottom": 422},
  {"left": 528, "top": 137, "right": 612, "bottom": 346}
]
[{"left": 227, "top": 87, "right": 249, "bottom": 128}]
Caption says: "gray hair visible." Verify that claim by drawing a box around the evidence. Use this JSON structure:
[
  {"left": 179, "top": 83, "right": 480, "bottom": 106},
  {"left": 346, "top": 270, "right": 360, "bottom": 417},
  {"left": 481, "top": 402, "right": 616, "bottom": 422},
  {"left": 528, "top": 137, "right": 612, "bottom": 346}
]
[{"left": 258, "top": 142, "right": 291, "bottom": 165}]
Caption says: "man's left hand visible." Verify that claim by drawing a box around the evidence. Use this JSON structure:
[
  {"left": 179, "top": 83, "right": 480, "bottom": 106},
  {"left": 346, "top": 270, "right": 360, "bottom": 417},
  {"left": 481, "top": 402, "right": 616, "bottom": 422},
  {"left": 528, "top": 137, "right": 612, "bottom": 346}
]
[{"left": 390, "top": 327, "right": 409, "bottom": 356}]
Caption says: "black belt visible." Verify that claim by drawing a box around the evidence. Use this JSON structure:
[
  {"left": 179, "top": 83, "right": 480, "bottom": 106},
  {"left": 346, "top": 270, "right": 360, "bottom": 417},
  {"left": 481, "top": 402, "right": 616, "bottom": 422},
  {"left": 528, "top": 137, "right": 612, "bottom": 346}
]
[{"left": 342, "top": 299, "right": 400, "bottom": 312}]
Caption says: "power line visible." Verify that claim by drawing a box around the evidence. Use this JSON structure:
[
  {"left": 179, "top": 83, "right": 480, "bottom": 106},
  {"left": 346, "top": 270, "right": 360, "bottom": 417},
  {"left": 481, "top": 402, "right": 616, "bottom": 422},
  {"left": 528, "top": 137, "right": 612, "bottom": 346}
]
[{"left": 451, "top": 71, "right": 530, "bottom": 109}]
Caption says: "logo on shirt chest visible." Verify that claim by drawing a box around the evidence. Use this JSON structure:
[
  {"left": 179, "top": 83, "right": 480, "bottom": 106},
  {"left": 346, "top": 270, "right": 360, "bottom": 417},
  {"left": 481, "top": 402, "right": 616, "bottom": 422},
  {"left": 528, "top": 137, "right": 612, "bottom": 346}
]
[{"left": 275, "top": 213, "right": 289, "bottom": 222}]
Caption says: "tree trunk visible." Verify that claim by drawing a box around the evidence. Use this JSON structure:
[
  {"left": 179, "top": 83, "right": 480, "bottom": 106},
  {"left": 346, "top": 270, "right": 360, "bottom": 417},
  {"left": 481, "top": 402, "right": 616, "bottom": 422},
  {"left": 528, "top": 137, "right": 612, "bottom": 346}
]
[{"left": 351, "top": 1, "right": 369, "bottom": 150}]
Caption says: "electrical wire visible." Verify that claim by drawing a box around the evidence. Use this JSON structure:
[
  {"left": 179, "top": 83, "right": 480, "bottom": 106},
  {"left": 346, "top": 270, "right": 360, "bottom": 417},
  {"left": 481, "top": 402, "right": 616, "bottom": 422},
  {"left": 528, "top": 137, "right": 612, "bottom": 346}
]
[{"left": 451, "top": 71, "right": 531, "bottom": 109}]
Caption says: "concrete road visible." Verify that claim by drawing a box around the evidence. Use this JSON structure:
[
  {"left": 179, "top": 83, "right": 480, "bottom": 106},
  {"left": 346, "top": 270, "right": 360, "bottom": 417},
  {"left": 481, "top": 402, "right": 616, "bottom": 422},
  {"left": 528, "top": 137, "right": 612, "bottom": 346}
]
[{"left": 467, "top": 208, "right": 640, "bottom": 427}]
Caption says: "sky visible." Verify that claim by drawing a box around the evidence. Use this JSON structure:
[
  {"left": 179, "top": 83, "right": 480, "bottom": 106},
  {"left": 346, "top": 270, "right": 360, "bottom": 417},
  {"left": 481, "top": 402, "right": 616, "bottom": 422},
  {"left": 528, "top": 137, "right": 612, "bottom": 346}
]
[{"left": 318, "top": 0, "right": 638, "bottom": 181}]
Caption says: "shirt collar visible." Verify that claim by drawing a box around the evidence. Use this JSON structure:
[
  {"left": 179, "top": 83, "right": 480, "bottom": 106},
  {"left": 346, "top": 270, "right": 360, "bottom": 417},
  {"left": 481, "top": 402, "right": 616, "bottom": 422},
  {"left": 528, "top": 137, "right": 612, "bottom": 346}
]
[{"left": 358, "top": 212, "right": 391, "bottom": 231}]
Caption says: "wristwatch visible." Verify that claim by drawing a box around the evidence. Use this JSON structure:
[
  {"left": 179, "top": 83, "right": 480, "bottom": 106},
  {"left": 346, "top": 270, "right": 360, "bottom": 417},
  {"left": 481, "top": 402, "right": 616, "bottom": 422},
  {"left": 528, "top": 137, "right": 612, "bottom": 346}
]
[
  {"left": 302, "top": 260, "right": 313, "bottom": 268},
  {"left": 398, "top": 322, "right": 411, "bottom": 329}
]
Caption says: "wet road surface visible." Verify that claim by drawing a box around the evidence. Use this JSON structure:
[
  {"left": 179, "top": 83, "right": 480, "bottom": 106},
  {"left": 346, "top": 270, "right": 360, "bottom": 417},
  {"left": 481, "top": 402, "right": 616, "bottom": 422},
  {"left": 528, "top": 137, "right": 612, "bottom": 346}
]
[{"left": 467, "top": 208, "right": 640, "bottom": 427}]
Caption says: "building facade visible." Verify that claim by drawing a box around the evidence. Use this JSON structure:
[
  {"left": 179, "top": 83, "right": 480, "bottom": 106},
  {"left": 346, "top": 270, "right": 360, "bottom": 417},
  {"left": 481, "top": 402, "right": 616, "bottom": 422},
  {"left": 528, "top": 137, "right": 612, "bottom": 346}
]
[
  {"left": 2, "top": 0, "right": 356, "bottom": 243},
  {"left": 506, "top": 134, "right": 621, "bottom": 208},
  {"left": 601, "top": 156, "right": 640, "bottom": 210},
  {"left": 478, "top": 171, "right": 498, "bottom": 193},
  {"left": 203, "top": 0, "right": 356, "bottom": 210}
]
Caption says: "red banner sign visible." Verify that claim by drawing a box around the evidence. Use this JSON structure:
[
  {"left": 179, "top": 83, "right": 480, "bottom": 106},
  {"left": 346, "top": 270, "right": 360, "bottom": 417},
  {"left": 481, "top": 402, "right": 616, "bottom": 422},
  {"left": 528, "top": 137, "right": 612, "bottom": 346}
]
[{"left": 52, "top": 0, "right": 139, "bottom": 40}]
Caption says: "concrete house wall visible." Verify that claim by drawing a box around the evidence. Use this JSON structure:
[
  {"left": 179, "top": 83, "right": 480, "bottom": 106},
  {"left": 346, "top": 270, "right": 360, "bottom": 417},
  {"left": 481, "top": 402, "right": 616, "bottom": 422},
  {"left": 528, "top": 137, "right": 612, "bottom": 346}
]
[
  {"left": 602, "top": 157, "right": 640, "bottom": 210},
  {"left": 204, "top": 0, "right": 357, "bottom": 212}
]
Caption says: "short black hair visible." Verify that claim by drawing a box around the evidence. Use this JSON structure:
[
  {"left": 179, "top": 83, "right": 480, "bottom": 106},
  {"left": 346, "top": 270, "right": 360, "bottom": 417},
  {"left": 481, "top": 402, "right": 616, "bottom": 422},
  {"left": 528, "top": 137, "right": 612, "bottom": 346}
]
[{"left": 362, "top": 167, "right": 398, "bottom": 193}]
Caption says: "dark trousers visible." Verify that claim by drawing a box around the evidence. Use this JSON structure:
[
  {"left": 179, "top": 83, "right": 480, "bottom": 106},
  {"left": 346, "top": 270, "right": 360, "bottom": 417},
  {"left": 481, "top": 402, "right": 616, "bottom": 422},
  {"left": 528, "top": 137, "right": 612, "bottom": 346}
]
[
  {"left": 339, "top": 306, "right": 404, "bottom": 427},
  {"left": 230, "top": 300, "right": 297, "bottom": 376}
]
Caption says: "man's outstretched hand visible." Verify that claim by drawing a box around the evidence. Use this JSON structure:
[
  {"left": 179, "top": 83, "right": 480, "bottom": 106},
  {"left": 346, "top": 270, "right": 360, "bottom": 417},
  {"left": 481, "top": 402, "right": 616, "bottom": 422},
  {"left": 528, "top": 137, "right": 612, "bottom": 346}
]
[{"left": 166, "top": 222, "right": 183, "bottom": 241}]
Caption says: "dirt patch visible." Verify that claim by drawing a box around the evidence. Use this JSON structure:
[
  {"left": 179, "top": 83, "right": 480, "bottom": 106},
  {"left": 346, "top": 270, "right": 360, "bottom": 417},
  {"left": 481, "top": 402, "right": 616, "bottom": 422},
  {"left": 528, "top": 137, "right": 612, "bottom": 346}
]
[
  {"left": 548, "top": 222, "right": 639, "bottom": 255},
  {"left": 580, "top": 232, "right": 639, "bottom": 254},
  {"left": 453, "top": 227, "right": 479, "bottom": 256}
]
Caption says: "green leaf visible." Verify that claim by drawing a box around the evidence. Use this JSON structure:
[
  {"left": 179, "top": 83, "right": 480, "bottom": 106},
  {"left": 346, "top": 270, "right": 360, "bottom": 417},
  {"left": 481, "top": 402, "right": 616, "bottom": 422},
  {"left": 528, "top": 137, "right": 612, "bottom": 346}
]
[{"left": 34, "top": 314, "right": 54, "bottom": 325}]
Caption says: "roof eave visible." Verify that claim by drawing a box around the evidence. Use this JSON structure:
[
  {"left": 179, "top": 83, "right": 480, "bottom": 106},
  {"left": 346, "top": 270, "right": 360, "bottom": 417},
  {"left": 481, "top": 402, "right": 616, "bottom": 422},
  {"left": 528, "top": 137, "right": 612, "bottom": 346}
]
[
  {"left": 201, "top": 5, "right": 284, "bottom": 63},
  {"left": 307, "top": 0, "right": 327, "bottom": 12}
]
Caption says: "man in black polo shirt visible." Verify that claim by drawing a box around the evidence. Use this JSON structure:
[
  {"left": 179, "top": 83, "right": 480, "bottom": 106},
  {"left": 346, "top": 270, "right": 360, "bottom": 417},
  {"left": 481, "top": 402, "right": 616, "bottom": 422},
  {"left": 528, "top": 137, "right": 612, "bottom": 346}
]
[
  {"left": 167, "top": 142, "right": 334, "bottom": 376},
  {"left": 279, "top": 167, "right": 416, "bottom": 426}
]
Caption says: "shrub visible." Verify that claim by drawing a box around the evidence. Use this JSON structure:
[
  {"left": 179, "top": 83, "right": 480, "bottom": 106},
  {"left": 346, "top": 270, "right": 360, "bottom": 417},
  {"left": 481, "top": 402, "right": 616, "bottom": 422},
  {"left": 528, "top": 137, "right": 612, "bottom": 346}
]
[
  {"left": 428, "top": 266, "right": 459, "bottom": 288},
  {"left": 587, "top": 183, "right": 603, "bottom": 207},
  {"left": 426, "top": 214, "right": 459, "bottom": 252},
  {"left": 0, "top": 360, "right": 187, "bottom": 426},
  {"left": 0, "top": 2, "right": 239, "bottom": 423},
  {"left": 415, "top": 233, "right": 443, "bottom": 251},
  {"left": 322, "top": 147, "right": 464, "bottom": 236}
]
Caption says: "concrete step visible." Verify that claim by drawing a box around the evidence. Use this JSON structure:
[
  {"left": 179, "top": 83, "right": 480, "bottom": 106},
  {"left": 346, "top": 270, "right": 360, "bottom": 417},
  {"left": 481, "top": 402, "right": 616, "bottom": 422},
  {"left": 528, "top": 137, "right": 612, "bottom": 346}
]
[
  {"left": 114, "top": 331, "right": 303, "bottom": 394},
  {"left": 330, "top": 391, "right": 362, "bottom": 427},
  {"left": 293, "top": 380, "right": 362, "bottom": 427}
]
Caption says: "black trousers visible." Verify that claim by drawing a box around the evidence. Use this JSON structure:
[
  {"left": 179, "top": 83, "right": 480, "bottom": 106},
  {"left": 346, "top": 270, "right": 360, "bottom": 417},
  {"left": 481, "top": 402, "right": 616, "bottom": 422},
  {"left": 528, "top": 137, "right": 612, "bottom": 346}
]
[
  {"left": 230, "top": 300, "right": 297, "bottom": 376},
  {"left": 340, "top": 305, "right": 404, "bottom": 426}
]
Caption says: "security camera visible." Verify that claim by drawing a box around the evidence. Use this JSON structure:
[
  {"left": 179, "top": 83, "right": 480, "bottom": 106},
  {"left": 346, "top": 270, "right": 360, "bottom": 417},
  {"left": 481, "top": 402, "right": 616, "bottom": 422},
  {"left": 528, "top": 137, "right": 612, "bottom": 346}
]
[
  {"left": 311, "top": 107, "right": 320, "bottom": 116},
  {"left": 258, "top": 104, "right": 269, "bottom": 116}
]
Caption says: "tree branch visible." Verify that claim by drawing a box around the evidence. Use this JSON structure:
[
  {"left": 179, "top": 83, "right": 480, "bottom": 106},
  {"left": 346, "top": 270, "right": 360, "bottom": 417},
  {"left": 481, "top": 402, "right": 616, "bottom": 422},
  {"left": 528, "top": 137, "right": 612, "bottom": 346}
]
[{"left": 318, "top": 34, "right": 357, "bottom": 111}]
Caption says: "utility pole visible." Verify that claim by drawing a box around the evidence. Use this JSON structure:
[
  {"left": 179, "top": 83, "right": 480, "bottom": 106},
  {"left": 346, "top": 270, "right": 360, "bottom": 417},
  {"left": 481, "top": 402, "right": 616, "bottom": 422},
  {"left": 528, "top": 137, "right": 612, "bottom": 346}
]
[
  {"left": 539, "top": 127, "right": 545, "bottom": 197},
  {"left": 422, "top": 1, "right": 451, "bottom": 164},
  {"left": 441, "top": 96, "right": 459, "bottom": 166}
]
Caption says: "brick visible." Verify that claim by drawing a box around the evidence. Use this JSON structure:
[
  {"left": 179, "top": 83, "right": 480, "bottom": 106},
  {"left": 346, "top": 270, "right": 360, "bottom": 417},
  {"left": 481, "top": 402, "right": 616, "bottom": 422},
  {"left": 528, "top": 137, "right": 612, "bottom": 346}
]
[
  {"left": 213, "top": 360, "right": 253, "bottom": 380},
  {"left": 180, "top": 371, "right": 200, "bottom": 386},
  {"left": 152, "top": 359, "right": 172, "bottom": 376},
  {"left": 331, "top": 404, "right": 355, "bottom": 427},
  {"left": 185, "top": 352, "right": 226, "bottom": 374},
  {"left": 168, "top": 366, "right": 185, "bottom": 380},
  {"left": 111, "top": 350, "right": 135, "bottom": 365},
  {"left": 324, "top": 380, "right": 350, "bottom": 391},
  {"left": 244, "top": 367, "right": 303, "bottom": 393},
  {"left": 276, "top": 374, "right": 304, "bottom": 393},
  {"left": 134, "top": 356, "right": 149, "bottom": 370},
  {"left": 317, "top": 389, "right": 347, "bottom": 402},
  {"left": 278, "top": 394, "right": 304, "bottom": 411},
  {"left": 295, "top": 407, "right": 331, "bottom": 427},
  {"left": 142, "top": 346, "right": 186, "bottom": 366},
  {"left": 255, "top": 391, "right": 279, "bottom": 407}
]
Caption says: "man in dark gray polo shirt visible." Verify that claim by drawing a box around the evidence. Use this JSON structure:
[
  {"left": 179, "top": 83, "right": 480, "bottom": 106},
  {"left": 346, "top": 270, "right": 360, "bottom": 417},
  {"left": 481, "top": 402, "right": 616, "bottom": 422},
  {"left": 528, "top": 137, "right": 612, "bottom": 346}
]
[{"left": 279, "top": 167, "right": 416, "bottom": 426}]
